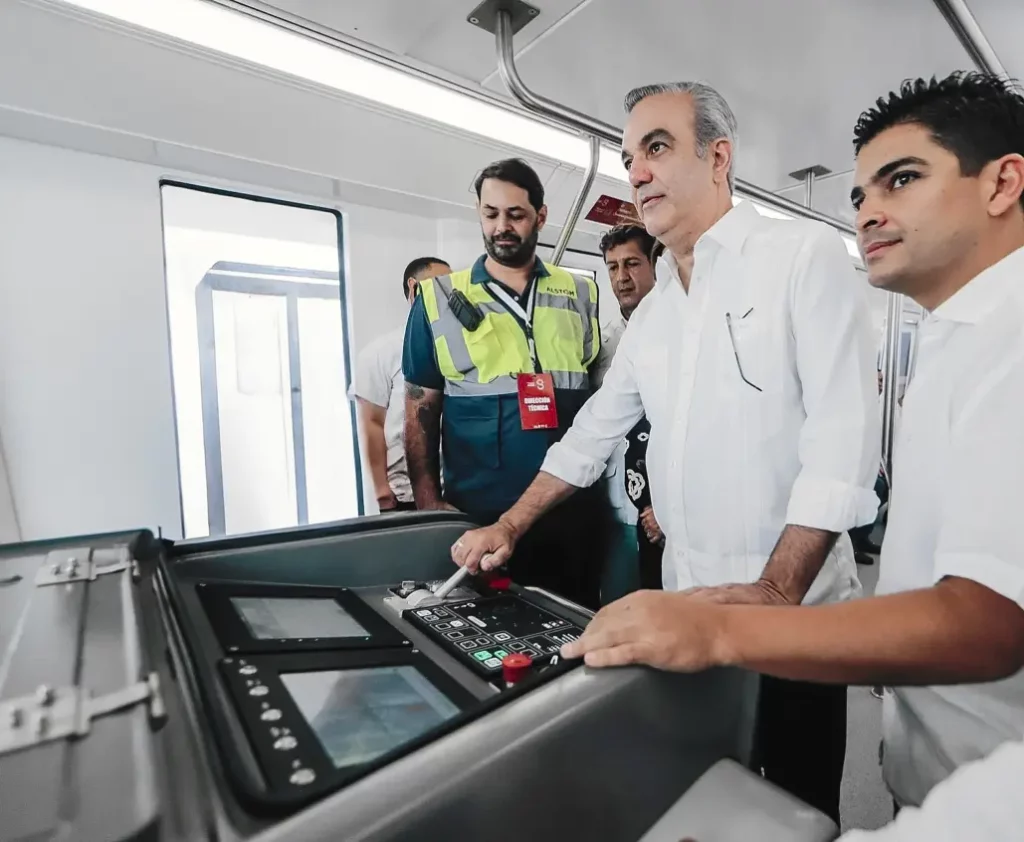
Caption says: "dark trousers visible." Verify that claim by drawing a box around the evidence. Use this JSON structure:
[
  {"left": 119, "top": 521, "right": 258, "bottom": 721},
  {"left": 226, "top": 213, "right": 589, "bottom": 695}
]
[
  {"left": 494, "top": 488, "right": 611, "bottom": 612},
  {"left": 850, "top": 473, "right": 889, "bottom": 549},
  {"left": 394, "top": 500, "right": 418, "bottom": 512},
  {"left": 753, "top": 676, "right": 848, "bottom": 824},
  {"left": 636, "top": 524, "right": 664, "bottom": 590}
]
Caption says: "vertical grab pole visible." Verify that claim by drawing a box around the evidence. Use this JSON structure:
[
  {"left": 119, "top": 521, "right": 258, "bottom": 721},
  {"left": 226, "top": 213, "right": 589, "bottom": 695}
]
[
  {"left": 551, "top": 135, "right": 601, "bottom": 265},
  {"left": 881, "top": 292, "right": 903, "bottom": 485}
]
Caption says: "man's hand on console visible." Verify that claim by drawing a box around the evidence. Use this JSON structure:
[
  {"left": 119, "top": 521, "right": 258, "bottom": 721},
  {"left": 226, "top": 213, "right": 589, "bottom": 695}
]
[
  {"left": 450, "top": 519, "right": 517, "bottom": 573},
  {"left": 559, "top": 590, "right": 732, "bottom": 672}
]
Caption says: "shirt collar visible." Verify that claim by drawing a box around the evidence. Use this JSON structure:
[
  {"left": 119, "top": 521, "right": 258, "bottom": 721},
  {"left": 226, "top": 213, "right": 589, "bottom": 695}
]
[
  {"left": 700, "top": 199, "right": 761, "bottom": 254},
  {"left": 656, "top": 200, "right": 761, "bottom": 284},
  {"left": 930, "top": 244, "right": 1024, "bottom": 325},
  {"left": 471, "top": 254, "right": 550, "bottom": 285}
]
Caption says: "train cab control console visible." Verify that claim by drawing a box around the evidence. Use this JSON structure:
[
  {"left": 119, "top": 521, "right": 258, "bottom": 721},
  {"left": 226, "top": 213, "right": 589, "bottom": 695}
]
[{"left": 0, "top": 514, "right": 762, "bottom": 842}]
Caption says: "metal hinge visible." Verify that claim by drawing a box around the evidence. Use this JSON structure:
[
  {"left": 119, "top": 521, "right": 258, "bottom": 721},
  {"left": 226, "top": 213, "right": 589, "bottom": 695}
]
[
  {"left": 0, "top": 672, "right": 166, "bottom": 758},
  {"left": 35, "top": 545, "right": 139, "bottom": 587}
]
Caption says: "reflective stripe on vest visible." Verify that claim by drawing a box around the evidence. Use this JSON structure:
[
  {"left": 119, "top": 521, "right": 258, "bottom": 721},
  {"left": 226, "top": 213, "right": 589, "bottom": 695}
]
[{"left": 419, "top": 264, "right": 599, "bottom": 396}]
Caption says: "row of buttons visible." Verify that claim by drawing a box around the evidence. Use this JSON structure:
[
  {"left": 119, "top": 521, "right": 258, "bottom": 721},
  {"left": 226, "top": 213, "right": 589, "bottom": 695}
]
[
  {"left": 434, "top": 619, "right": 467, "bottom": 632},
  {"left": 229, "top": 660, "right": 317, "bottom": 788},
  {"left": 413, "top": 607, "right": 451, "bottom": 624}
]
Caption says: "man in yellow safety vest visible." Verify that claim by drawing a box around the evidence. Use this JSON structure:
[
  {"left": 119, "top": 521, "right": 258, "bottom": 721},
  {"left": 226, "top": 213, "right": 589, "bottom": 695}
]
[{"left": 402, "top": 157, "right": 609, "bottom": 608}]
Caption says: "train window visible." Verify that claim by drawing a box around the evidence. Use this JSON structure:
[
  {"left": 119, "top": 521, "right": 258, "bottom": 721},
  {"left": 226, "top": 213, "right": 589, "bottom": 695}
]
[{"left": 160, "top": 183, "right": 361, "bottom": 538}]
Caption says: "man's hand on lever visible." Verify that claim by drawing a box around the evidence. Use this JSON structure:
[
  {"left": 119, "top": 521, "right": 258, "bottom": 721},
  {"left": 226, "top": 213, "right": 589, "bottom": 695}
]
[
  {"left": 451, "top": 519, "right": 517, "bottom": 573},
  {"left": 449, "top": 471, "right": 580, "bottom": 573}
]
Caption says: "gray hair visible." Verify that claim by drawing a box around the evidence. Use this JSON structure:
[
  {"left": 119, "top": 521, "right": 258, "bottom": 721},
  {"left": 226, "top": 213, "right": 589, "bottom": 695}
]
[{"left": 624, "top": 82, "right": 738, "bottom": 191}]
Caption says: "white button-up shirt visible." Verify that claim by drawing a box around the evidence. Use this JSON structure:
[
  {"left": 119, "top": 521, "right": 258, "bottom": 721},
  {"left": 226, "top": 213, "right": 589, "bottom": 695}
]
[
  {"left": 596, "top": 312, "right": 638, "bottom": 527},
  {"left": 542, "top": 201, "right": 880, "bottom": 603},
  {"left": 877, "top": 245, "right": 1024, "bottom": 808},
  {"left": 841, "top": 739, "right": 1024, "bottom": 841}
]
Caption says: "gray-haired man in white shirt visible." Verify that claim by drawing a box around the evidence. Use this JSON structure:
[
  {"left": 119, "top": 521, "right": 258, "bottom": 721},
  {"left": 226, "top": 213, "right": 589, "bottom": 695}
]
[{"left": 450, "top": 81, "right": 880, "bottom": 822}]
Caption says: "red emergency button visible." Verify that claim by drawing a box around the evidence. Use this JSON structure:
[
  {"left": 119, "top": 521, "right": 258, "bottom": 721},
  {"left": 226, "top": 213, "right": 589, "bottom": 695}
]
[
  {"left": 502, "top": 653, "right": 532, "bottom": 685},
  {"left": 488, "top": 576, "right": 512, "bottom": 591}
]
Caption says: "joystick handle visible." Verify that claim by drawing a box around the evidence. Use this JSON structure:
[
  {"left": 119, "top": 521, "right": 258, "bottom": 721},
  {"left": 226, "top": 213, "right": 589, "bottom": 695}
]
[{"left": 432, "top": 566, "right": 471, "bottom": 600}]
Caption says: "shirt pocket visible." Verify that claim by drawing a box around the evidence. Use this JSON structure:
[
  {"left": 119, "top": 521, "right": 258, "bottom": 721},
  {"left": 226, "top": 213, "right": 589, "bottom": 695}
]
[
  {"left": 718, "top": 306, "right": 767, "bottom": 399},
  {"left": 442, "top": 398, "right": 501, "bottom": 472}
]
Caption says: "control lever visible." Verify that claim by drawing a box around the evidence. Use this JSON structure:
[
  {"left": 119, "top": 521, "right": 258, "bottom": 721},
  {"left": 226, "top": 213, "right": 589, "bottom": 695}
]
[{"left": 433, "top": 553, "right": 496, "bottom": 600}]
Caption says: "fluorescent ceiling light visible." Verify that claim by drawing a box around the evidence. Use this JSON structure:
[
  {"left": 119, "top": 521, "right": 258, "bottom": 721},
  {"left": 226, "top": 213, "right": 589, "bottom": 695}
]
[{"left": 60, "top": 0, "right": 628, "bottom": 180}]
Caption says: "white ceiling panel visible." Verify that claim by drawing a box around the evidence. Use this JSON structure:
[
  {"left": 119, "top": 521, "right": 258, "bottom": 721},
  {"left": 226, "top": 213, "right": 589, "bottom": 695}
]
[
  {"left": 244, "top": 0, "right": 594, "bottom": 85},
  {"left": 407, "top": 0, "right": 592, "bottom": 85},
  {"left": 959, "top": 0, "right": 1024, "bottom": 83},
  {"left": 249, "top": 0, "right": 470, "bottom": 58}
]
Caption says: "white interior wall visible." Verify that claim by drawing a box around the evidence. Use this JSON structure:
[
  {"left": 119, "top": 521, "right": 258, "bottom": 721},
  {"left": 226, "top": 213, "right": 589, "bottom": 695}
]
[
  {"left": 0, "top": 435, "right": 21, "bottom": 543},
  {"left": 0, "top": 137, "right": 182, "bottom": 541}
]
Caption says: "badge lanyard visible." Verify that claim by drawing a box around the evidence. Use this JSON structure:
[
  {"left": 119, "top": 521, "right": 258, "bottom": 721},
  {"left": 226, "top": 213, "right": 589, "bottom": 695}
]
[{"left": 486, "top": 280, "right": 541, "bottom": 373}]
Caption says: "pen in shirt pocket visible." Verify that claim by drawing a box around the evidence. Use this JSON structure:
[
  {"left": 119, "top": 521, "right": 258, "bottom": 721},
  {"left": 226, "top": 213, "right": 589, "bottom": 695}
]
[{"left": 725, "top": 307, "right": 762, "bottom": 392}]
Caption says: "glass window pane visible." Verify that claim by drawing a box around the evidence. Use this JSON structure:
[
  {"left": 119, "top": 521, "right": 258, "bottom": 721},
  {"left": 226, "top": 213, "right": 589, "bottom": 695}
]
[{"left": 161, "top": 184, "right": 360, "bottom": 538}]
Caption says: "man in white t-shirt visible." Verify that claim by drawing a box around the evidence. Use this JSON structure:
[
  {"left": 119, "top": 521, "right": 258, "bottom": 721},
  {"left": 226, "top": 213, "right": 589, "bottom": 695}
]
[
  {"left": 350, "top": 257, "right": 450, "bottom": 512},
  {"left": 564, "top": 71, "right": 1024, "bottom": 814}
]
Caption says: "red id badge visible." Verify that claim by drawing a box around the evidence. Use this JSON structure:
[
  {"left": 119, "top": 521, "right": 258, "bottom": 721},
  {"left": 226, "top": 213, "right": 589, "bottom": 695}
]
[{"left": 517, "top": 373, "right": 559, "bottom": 430}]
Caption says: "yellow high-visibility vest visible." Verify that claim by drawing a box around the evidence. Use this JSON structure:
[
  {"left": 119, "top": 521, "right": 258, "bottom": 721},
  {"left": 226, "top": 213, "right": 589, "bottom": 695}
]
[{"left": 417, "top": 263, "right": 599, "bottom": 396}]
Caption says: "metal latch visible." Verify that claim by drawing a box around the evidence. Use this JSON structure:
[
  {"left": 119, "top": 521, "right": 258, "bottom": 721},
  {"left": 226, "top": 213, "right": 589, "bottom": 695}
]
[
  {"left": 35, "top": 545, "right": 138, "bottom": 587},
  {"left": 0, "top": 673, "right": 166, "bottom": 758}
]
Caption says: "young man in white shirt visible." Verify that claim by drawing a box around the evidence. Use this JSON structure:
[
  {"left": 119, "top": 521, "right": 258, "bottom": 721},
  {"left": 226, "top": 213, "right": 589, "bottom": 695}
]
[
  {"left": 564, "top": 71, "right": 1024, "bottom": 817},
  {"left": 350, "top": 256, "right": 450, "bottom": 512},
  {"left": 450, "top": 82, "right": 880, "bottom": 821}
]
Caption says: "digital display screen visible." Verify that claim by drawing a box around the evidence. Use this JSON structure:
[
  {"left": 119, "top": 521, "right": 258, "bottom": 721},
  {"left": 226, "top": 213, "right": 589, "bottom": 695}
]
[
  {"left": 280, "top": 666, "right": 461, "bottom": 768},
  {"left": 231, "top": 596, "right": 369, "bottom": 640}
]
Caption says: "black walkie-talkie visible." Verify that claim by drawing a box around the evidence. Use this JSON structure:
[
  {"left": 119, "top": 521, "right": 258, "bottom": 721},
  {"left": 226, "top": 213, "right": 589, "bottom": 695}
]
[{"left": 430, "top": 278, "right": 483, "bottom": 331}]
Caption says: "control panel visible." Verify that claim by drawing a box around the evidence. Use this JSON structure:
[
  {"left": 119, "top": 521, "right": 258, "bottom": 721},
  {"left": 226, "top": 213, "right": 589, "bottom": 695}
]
[{"left": 404, "top": 594, "right": 585, "bottom": 680}]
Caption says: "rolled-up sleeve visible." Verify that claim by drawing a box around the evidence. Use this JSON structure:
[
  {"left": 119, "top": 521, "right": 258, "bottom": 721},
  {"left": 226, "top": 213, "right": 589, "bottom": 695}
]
[
  {"left": 401, "top": 296, "right": 444, "bottom": 390},
  {"left": 934, "top": 355, "right": 1024, "bottom": 607},
  {"left": 785, "top": 227, "right": 881, "bottom": 532},
  {"left": 542, "top": 320, "right": 645, "bottom": 489}
]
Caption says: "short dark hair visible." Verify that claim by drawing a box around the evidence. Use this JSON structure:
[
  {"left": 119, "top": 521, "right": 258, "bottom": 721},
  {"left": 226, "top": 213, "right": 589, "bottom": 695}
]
[
  {"left": 598, "top": 224, "right": 657, "bottom": 261},
  {"left": 853, "top": 72, "right": 1024, "bottom": 208},
  {"left": 473, "top": 158, "right": 545, "bottom": 212},
  {"left": 402, "top": 256, "right": 448, "bottom": 298}
]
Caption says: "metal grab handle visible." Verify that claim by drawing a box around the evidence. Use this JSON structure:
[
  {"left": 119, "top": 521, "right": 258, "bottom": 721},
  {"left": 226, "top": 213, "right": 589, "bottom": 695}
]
[
  {"left": 551, "top": 135, "right": 601, "bottom": 265},
  {"left": 881, "top": 292, "right": 903, "bottom": 485},
  {"left": 493, "top": 10, "right": 856, "bottom": 236}
]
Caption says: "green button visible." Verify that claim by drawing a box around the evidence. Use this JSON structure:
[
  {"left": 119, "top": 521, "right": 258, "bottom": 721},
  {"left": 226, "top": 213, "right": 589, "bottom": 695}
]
[
  {"left": 473, "top": 650, "right": 493, "bottom": 661},
  {"left": 493, "top": 649, "right": 509, "bottom": 659}
]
